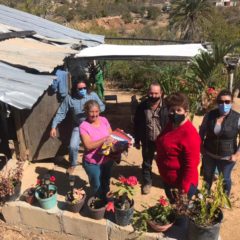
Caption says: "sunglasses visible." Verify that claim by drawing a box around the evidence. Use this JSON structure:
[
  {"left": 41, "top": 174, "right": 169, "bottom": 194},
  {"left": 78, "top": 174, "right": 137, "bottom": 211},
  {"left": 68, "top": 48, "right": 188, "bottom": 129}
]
[
  {"left": 78, "top": 87, "right": 87, "bottom": 90},
  {"left": 217, "top": 100, "right": 231, "bottom": 104}
]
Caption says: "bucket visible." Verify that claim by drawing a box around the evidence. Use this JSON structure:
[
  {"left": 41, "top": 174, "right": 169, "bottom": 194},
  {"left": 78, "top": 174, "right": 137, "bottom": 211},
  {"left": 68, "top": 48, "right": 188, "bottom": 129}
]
[{"left": 35, "top": 185, "right": 57, "bottom": 210}]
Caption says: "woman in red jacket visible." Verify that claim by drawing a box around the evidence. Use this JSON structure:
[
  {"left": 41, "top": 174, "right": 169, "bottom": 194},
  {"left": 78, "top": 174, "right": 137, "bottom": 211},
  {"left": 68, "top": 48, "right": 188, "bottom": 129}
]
[{"left": 156, "top": 92, "right": 201, "bottom": 203}]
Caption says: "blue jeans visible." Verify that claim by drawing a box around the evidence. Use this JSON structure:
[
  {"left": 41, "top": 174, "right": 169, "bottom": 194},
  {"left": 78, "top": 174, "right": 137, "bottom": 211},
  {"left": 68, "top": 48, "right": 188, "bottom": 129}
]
[
  {"left": 202, "top": 154, "right": 236, "bottom": 195},
  {"left": 69, "top": 127, "right": 81, "bottom": 167},
  {"left": 142, "top": 140, "right": 156, "bottom": 185},
  {"left": 83, "top": 160, "right": 114, "bottom": 200}
]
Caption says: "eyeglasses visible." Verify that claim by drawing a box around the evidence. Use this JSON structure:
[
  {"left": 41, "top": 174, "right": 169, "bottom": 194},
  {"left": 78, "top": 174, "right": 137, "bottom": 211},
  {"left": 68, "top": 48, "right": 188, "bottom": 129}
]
[
  {"left": 78, "top": 87, "right": 87, "bottom": 90},
  {"left": 217, "top": 100, "right": 231, "bottom": 104}
]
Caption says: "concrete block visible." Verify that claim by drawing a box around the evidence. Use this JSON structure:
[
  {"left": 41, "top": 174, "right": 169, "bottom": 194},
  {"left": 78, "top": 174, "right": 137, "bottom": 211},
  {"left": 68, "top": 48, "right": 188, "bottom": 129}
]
[
  {"left": 1, "top": 201, "right": 21, "bottom": 224},
  {"left": 19, "top": 203, "right": 62, "bottom": 232},
  {"left": 62, "top": 210, "right": 107, "bottom": 240},
  {"left": 106, "top": 220, "right": 172, "bottom": 240}
]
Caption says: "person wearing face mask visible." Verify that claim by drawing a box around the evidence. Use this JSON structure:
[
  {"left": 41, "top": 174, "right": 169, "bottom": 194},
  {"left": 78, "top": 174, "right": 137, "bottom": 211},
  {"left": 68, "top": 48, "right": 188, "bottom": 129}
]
[
  {"left": 134, "top": 82, "right": 168, "bottom": 194},
  {"left": 80, "top": 100, "right": 114, "bottom": 201},
  {"left": 50, "top": 80, "right": 105, "bottom": 174},
  {"left": 199, "top": 89, "right": 240, "bottom": 195},
  {"left": 156, "top": 92, "right": 201, "bottom": 203}
]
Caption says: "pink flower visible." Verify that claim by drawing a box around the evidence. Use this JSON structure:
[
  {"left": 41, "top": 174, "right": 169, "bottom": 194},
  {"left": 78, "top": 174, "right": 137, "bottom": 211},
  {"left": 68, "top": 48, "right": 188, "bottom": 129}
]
[
  {"left": 126, "top": 176, "right": 138, "bottom": 186},
  {"left": 159, "top": 196, "right": 168, "bottom": 207},
  {"left": 50, "top": 176, "right": 56, "bottom": 182},
  {"left": 106, "top": 201, "right": 115, "bottom": 213},
  {"left": 118, "top": 176, "right": 127, "bottom": 184}
]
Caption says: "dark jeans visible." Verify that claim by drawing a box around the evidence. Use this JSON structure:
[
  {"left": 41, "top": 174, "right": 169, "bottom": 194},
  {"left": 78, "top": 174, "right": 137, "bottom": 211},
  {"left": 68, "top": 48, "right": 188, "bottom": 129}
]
[
  {"left": 164, "top": 183, "right": 197, "bottom": 204},
  {"left": 141, "top": 140, "right": 156, "bottom": 185},
  {"left": 83, "top": 160, "right": 114, "bottom": 201},
  {"left": 202, "top": 154, "right": 235, "bottom": 196}
]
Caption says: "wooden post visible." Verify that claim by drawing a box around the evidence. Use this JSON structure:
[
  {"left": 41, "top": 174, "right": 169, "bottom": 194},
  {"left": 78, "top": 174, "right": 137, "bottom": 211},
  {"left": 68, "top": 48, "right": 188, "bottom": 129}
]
[{"left": 12, "top": 109, "right": 28, "bottom": 161}]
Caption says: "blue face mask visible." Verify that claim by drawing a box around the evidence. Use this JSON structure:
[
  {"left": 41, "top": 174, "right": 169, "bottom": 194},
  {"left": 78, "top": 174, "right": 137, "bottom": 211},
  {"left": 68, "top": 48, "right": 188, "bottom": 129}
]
[
  {"left": 218, "top": 103, "right": 232, "bottom": 115},
  {"left": 78, "top": 88, "right": 87, "bottom": 97}
]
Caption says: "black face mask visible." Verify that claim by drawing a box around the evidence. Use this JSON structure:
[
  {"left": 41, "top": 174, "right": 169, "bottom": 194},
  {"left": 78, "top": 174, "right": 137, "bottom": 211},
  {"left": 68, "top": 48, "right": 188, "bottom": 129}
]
[
  {"left": 168, "top": 113, "right": 185, "bottom": 125},
  {"left": 148, "top": 96, "right": 160, "bottom": 103}
]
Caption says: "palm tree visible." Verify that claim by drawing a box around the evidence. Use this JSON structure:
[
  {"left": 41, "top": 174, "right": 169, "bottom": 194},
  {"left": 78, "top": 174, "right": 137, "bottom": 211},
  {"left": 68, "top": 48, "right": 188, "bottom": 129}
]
[
  {"left": 169, "top": 0, "right": 213, "bottom": 41},
  {"left": 188, "top": 42, "right": 240, "bottom": 114}
]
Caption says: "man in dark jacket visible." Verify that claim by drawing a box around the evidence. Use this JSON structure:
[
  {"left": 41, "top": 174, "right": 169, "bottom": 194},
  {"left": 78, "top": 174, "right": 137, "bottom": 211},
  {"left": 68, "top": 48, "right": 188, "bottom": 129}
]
[{"left": 134, "top": 82, "right": 168, "bottom": 194}]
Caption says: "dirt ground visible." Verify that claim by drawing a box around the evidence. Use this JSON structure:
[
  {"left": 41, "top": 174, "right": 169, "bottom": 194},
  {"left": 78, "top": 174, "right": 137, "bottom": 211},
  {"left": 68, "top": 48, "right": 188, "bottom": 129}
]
[{"left": 1, "top": 89, "right": 240, "bottom": 239}]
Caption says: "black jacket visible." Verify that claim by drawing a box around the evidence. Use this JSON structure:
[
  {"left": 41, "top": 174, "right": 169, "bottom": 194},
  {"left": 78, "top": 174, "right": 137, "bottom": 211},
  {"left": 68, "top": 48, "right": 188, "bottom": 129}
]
[
  {"left": 204, "top": 109, "right": 240, "bottom": 157},
  {"left": 133, "top": 99, "right": 168, "bottom": 145}
]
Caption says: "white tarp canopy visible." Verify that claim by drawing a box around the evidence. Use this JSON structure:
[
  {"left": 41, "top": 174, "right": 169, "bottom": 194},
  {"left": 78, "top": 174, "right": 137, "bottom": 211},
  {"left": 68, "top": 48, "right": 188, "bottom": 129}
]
[{"left": 75, "top": 43, "right": 206, "bottom": 61}]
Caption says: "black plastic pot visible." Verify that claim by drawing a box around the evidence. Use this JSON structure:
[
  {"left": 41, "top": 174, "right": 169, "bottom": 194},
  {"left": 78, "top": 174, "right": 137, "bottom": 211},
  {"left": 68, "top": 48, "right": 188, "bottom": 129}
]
[
  {"left": 8, "top": 182, "right": 22, "bottom": 201},
  {"left": 115, "top": 200, "right": 134, "bottom": 226},
  {"left": 187, "top": 210, "right": 223, "bottom": 240},
  {"left": 21, "top": 187, "right": 35, "bottom": 205},
  {"left": 65, "top": 194, "right": 86, "bottom": 213},
  {"left": 86, "top": 196, "right": 106, "bottom": 220}
]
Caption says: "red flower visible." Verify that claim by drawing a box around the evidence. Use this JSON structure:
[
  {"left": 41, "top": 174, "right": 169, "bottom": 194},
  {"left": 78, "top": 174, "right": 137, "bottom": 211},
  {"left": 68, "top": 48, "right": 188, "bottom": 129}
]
[
  {"left": 36, "top": 179, "right": 41, "bottom": 185},
  {"left": 106, "top": 201, "right": 115, "bottom": 213},
  {"left": 207, "top": 87, "right": 215, "bottom": 95},
  {"left": 159, "top": 196, "right": 168, "bottom": 207},
  {"left": 50, "top": 176, "right": 56, "bottom": 182},
  {"left": 126, "top": 176, "right": 138, "bottom": 186},
  {"left": 118, "top": 176, "right": 127, "bottom": 184}
]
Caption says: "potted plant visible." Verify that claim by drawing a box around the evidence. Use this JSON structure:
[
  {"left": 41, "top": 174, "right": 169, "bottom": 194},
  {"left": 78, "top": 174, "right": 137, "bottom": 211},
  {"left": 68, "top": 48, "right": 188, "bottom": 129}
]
[
  {"left": 132, "top": 196, "right": 176, "bottom": 233},
  {"left": 65, "top": 188, "right": 86, "bottom": 213},
  {"left": 86, "top": 196, "right": 106, "bottom": 220},
  {"left": 0, "top": 160, "right": 23, "bottom": 204},
  {"left": 35, "top": 174, "right": 57, "bottom": 210},
  {"left": 21, "top": 186, "right": 35, "bottom": 205},
  {"left": 106, "top": 176, "right": 138, "bottom": 226},
  {"left": 174, "top": 175, "right": 230, "bottom": 240},
  {"left": 65, "top": 175, "right": 86, "bottom": 213}
]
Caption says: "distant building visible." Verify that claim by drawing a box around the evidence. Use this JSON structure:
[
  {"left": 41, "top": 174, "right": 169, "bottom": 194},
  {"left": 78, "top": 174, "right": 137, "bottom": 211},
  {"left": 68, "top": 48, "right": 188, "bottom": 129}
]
[{"left": 212, "top": 0, "right": 238, "bottom": 6}]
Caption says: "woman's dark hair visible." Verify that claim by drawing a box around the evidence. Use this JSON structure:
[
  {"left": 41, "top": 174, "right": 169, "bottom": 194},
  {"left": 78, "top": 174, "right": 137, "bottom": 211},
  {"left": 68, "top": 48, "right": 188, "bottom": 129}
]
[
  {"left": 84, "top": 100, "right": 100, "bottom": 114},
  {"left": 165, "top": 92, "right": 189, "bottom": 111},
  {"left": 216, "top": 89, "right": 233, "bottom": 102},
  {"left": 71, "top": 79, "right": 91, "bottom": 96}
]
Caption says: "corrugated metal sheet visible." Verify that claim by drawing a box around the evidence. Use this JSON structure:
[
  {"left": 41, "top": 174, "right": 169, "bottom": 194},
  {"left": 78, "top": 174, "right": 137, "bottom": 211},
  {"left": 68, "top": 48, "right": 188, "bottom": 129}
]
[
  {"left": 0, "top": 38, "right": 77, "bottom": 72},
  {"left": 75, "top": 44, "right": 206, "bottom": 60},
  {"left": 0, "top": 4, "right": 104, "bottom": 47},
  {"left": 0, "top": 62, "right": 55, "bottom": 109}
]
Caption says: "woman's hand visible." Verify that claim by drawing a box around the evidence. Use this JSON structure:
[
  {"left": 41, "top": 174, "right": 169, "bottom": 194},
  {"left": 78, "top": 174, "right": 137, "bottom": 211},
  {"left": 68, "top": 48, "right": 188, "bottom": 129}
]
[
  {"left": 50, "top": 128, "right": 57, "bottom": 138},
  {"left": 104, "top": 136, "right": 115, "bottom": 145},
  {"left": 230, "top": 152, "right": 240, "bottom": 162}
]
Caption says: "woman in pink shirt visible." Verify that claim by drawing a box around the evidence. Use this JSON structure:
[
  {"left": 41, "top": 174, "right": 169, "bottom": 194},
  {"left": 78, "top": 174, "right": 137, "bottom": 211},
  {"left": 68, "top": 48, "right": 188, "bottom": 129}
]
[{"left": 80, "top": 100, "right": 114, "bottom": 201}]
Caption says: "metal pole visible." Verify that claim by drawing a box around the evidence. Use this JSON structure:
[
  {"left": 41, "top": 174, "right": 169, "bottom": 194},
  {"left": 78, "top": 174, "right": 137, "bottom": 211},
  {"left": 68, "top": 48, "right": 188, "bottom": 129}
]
[{"left": 229, "top": 71, "right": 234, "bottom": 93}]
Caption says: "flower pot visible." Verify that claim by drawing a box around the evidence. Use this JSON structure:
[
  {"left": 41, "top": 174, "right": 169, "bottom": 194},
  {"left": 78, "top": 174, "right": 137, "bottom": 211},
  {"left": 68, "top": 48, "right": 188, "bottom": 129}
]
[
  {"left": 21, "top": 187, "right": 35, "bottom": 205},
  {"left": 114, "top": 200, "right": 134, "bottom": 226},
  {"left": 65, "top": 194, "right": 86, "bottom": 213},
  {"left": 8, "top": 181, "right": 22, "bottom": 202},
  {"left": 187, "top": 210, "right": 223, "bottom": 240},
  {"left": 148, "top": 220, "right": 174, "bottom": 232},
  {"left": 35, "top": 185, "right": 57, "bottom": 210},
  {"left": 86, "top": 196, "right": 106, "bottom": 220}
]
